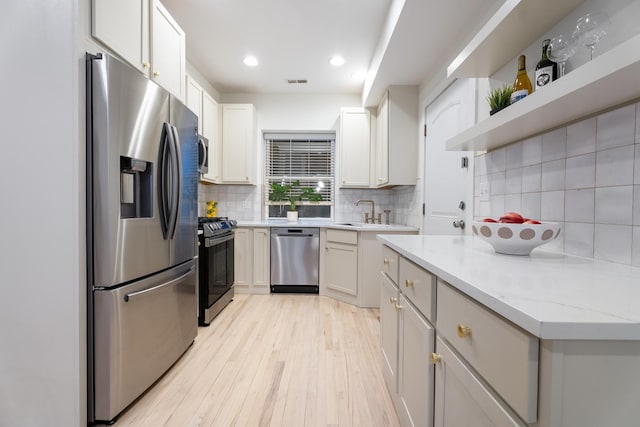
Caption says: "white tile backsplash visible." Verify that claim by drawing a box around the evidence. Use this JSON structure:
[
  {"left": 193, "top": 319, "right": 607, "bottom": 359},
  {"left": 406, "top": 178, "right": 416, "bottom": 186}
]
[
  {"left": 542, "top": 128, "right": 566, "bottom": 163},
  {"left": 474, "top": 102, "right": 640, "bottom": 266},
  {"left": 595, "top": 186, "right": 634, "bottom": 226},
  {"left": 596, "top": 104, "right": 636, "bottom": 151},
  {"left": 566, "top": 117, "right": 596, "bottom": 157},
  {"left": 596, "top": 145, "right": 635, "bottom": 187},
  {"left": 541, "top": 159, "right": 565, "bottom": 191}
]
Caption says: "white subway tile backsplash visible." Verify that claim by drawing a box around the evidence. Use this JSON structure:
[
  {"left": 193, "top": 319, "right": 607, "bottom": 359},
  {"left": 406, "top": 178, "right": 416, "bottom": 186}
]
[
  {"left": 594, "top": 186, "right": 633, "bottom": 225},
  {"left": 521, "top": 192, "right": 541, "bottom": 220},
  {"left": 541, "top": 191, "right": 565, "bottom": 221},
  {"left": 505, "top": 143, "right": 523, "bottom": 170},
  {"left": 490, "top": 171, "right": 506, "bottom": 195},
  {"left": 565, "top": 189, "right": 594, "bottom": 223},
  {"left": 521, "top": 164, "right": 541, "bottom": 193},
  {"left": 633, "top": 226, "right": 640, "bottom": 267},
  {"left": 635, "top": 186, "right": 640, "bottom": 226},
  {"left": 596, "top": 104, "right": 635, "bottom": 151},
  {"left": 504, "top": 194, "right": 522, "bottom": 213},
  {"left": 594, "top": 224, "right": 632, "bottom": 265},
  {"left": 566, "top": 117, "right": 596, "bottom": 157},
  {"left": 475, "top": 154, "right": 487, "bottom": 177},
  {"left": 489, "top": 148, "right": 506, "bottom": 173},
  {"left": 541, "top": 221, "right": 564, "bottom": 253},
  {"left": 565, "top": 153, "right": 595, "bottom": 190},
  {"left": 490, "top": 195, "right": 505, "bottom": 217},
  {"left": 542, "top": 128, "right": 566, "bottom": 162},
  {"left": 505, "top": 168, "right": 522, "bottom": 194},
  {"left": 564, "top": 222, "right": 594, "bottom": 258},
  {"left": 522, "top": 136, "right": 542, "bottom": 166},
  {"left": 541, "top": 159, "right": 565, "bottom": 191},
  {"left": 595, "top": 145, "right": 634, "bottom": 187}
]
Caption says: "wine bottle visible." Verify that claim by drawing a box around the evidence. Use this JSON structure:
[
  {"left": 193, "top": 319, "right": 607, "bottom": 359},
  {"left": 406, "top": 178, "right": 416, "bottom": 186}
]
[
  {"left": 510, "top": 55, "right": 532, "bottom": 104},
  {"left": 535, "top": 39, "right": 557, "bottom": 89}
]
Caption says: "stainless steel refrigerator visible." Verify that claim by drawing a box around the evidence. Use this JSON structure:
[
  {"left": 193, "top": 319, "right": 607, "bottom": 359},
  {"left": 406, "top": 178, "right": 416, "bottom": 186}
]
[{"left": 86, "top": 53, "right": 198, "bottom": 424}]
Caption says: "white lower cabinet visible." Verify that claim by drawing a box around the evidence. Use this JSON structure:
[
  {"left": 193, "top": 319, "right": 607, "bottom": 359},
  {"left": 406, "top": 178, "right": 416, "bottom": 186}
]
[
  {"left": 380, "top": 274, "right": 400, "bottom": 392},
  {"left": 325, "top": 237, "right": 358, "bottom": 297},
  {"left": 433, "top": 336, "right": 525, "bottom": 427},
  {"left": 234, "top": 227, "right": 269, "bottom": 294},
  {"left": 398, "top": 294, "right": 435, "bottom": 427}
]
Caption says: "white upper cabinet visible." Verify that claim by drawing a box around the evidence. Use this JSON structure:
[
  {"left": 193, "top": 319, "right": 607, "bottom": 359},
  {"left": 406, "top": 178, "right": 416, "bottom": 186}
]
[
  {"left": 150, "top": 0, "right": 186, "bottom": 101},
  {"left": 375, "top": 86, "right": 418, "bottom": 187},
  {"left": 92, "top": 0, "right": 149, "bottom": 74},
  {"left": 185, "top": 75, "right": 203, "bottom": 119},
  {"left": 201, "top": 92, "right": 221, "bottom": 183},
  {"left": 339, "top": 108, "right": 372, "bottom": 188},
  {"left": 221, "top": 104, "right": 256, "bottom": 184},
  {"left": 92, "top": 0, "right": 186, "bottom": 100}
]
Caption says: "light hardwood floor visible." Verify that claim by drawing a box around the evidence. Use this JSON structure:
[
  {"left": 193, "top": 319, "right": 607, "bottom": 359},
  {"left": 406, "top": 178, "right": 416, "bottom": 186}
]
[{"left": 111, "top": 294, "right": 400, "bottom": 426}]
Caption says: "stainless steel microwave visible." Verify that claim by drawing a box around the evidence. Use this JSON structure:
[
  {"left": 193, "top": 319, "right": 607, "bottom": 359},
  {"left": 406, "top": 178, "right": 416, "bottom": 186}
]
[{"left": 197, "top": 135, "right": 208, "bottom": 174}]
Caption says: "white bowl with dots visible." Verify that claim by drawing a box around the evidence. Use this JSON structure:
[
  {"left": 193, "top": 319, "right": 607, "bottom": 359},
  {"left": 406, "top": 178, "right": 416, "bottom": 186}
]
[{"left": 471, "top": 221, "right": 561, "bottom": 255}]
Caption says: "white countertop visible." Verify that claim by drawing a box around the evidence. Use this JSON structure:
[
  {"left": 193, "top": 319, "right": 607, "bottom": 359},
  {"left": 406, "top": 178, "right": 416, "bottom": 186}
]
[
  {"left": 378, "top": 235, "right": 640, "bottom": 341},
  {"left": 237, "top": 219, "right": 418, "bottom": 233}
]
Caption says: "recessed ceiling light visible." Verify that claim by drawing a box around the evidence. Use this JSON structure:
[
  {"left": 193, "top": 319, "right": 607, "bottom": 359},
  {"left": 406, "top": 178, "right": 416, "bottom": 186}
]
[
  {"left": 243, "top": 56, "right": 258, "bottom": 67},
  {"left": 351, "top": 71, "right": 367, "bottom": 81},
  {"left": 329, "top": 56, "right": 345, "bottom": 67}
]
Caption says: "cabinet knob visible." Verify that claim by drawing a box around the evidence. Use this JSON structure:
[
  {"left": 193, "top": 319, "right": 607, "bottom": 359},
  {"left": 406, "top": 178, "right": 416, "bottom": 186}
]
[
  {"left": 394, "top": 303, "right": 404, "bottom": 312},
  {"left": 142, "top": 62, "right": 150, "bottom": 69},
  {"left": 153, "top": 71, "right": 160, "bottom": 77},
  {"left": 389, "top": 297, "right": 397, "bottom": 304},
  {"left": 405, "top": 279, "right": 414, "bottom": 288},
  {"left": 457, "top": 324, "right": 472, "bottom": 338},
  {"left": 431, "top": 353, "right": 442, "bottom": 364},
  {"left": 383, "top": 258, "right": 390, "bottom": 265}
]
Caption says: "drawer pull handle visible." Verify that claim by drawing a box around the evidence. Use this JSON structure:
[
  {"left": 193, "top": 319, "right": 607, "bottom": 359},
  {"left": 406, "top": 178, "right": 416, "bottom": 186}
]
[
  {"left": 457, "top": 324, "right": 472, "bottom": 338},
  {"left": 405, "top": 279, "right": 414, "bottom": 288},
  {"left": 394, "top": 303, "right": 404, "bottom": 312},
  {"left": 431, "top": 353, "right": 442, "bottom": 364},
  {"left": 383, "top": 258, "right": 390, "bottom": 265},
  {"left": 389, "top": 297, "right": 397, "bottom": 304}
]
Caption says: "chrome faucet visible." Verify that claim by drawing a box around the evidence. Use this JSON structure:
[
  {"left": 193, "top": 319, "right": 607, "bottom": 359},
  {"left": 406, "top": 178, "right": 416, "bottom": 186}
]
[{"left": 355, "top": 199, "right": 376, "bottom": 223}]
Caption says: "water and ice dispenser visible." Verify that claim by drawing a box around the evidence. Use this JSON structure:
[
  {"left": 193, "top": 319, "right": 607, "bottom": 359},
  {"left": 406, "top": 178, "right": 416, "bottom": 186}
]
[{"left": 120, "top": 156, "right": 152, "bottom": 218}]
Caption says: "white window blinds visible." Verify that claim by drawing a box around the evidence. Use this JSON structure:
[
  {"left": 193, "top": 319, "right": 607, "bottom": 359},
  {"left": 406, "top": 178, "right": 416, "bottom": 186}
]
[{"left": 264, "top": 132, "right": 335, "bottom": 208}]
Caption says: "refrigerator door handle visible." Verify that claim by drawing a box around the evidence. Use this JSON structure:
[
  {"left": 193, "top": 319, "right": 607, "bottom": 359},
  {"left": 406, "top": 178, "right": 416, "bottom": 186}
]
[
  {"left": 168, "top": 125, "right": 182, "bottom": 240},
  {"left": 124, "top": 266, "right": 195, "bottom": 302},
  {"left": 159, "top": 123, "right": 172, "bottom": 240}
]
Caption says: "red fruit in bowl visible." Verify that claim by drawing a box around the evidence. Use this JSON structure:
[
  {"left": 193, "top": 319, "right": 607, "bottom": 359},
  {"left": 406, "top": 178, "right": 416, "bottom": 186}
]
[
  {"left": 523, "top": 219, "right": 541, "bottom": 224},
  {"left": 499, "top": 211, "right": 524, "bottom": 224},
  {"left": 482, "top": 218, "right": 497, "bottom": 223}
]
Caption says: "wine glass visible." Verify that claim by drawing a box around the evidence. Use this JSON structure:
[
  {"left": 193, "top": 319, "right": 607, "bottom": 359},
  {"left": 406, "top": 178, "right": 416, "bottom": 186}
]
[
  {"left": 547, "top": 35, "right": 576, "bottom": 78},
  {"left": 572, "top": 11, "right": 610, "bottom": 60}
]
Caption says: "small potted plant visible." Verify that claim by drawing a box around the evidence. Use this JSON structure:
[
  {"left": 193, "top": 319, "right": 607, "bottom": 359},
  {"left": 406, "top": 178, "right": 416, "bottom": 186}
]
[
  {"left": 486, "top": 84, "right": 513, "bottom": 115},
  {"left": 269, "top": 180, "right": 322, "bottom": 221}
]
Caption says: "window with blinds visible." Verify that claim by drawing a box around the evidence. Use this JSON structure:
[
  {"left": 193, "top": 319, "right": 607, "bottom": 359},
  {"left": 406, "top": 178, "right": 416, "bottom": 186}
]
[{"left": 264, "top": 132, "right": 335, "bottom": 219}]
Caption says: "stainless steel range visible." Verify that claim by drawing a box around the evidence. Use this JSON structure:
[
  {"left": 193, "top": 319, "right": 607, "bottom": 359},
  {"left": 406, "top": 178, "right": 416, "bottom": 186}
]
[{"left": 198, "top": 217, "right": 237, "bottom": 325}]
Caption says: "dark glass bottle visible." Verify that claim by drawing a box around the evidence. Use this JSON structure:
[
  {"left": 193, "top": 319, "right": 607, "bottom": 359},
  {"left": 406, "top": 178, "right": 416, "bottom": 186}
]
[{"left": 534, "top": 39, "right": 557, "bottom": 89}]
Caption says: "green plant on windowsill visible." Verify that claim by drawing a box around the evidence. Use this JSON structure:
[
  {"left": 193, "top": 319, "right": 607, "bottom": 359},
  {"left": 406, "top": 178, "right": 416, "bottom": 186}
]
[
  {"left": 486, "top": 84, "right": 513, "bottom": 115},
  {"left": 269, "top": 180, "right": 322, "bottom": 211}
]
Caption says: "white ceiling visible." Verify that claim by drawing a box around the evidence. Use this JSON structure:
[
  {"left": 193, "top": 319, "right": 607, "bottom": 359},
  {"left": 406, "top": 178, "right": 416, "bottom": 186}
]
[{"left": 161, "top": 0, "right": 503, "bottom": 105}]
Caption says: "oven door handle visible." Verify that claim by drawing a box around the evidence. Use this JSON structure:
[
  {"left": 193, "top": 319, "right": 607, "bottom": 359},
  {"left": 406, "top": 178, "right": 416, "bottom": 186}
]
[
  {"left": 124, "top": 267, "right": 195, "bottom": 302},
  {"left": 205, "top": 232, "right": 235, "bottom": 247}
]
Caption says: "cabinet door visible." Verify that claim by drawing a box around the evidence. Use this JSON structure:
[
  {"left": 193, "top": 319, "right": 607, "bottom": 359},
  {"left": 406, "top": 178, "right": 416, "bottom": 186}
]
[
  {"left": 375, "top": 92, "right": 389, "bottom": 187},
  {"left": 398, "top": 295, "right": 435, "bottom": 427},
  {"left": 185, "top": 75, "right": 203, "bottom": 121},
  {"left": 252, "top": 228, "right": 270, "bottom": 289},
  {"left": 92, "top": 0, "right": 149, "bottom": 74},
  {"left": 380, "top": 274, "right": 400, "bottom": 395},
  {"left": 433, "top": 336, "right": 526, "bottom": 427},
  {"left": 339, "top": 108, "right": 371, "bottom": 187},
  {"left": 221, "top": 104, "right": 255, "bottom": 184},
  {"left": 233, "top": 228, "right": 252, "bottom": 291},
  {"left": 150, "top": 0, "right": 186, "bottom": 100},
  {"left": 201, "top": 92, "right": 221, "bottom": 183},
  {"left": 325, "top": 241, "right": 358, "bottom": 296}
]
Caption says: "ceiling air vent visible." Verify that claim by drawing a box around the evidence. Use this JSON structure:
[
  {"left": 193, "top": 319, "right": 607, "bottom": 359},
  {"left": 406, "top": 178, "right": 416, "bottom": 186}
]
[{"left": 287, "top": 79, "right": 308, "bottom": 84}]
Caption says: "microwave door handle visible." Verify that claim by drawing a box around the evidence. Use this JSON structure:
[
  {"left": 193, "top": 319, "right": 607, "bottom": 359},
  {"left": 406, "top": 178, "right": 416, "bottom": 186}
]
[
  {"left": 159, "top": 123, "right": 172, "bottom": 240},
  {"left": 198, "top": 137, "right": 207, "bottom": 170}
]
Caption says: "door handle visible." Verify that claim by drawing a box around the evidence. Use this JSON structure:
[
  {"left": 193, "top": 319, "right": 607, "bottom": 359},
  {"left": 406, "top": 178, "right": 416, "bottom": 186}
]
[{"left": 124, "top": 267, "right": 194, "bottom": 302}]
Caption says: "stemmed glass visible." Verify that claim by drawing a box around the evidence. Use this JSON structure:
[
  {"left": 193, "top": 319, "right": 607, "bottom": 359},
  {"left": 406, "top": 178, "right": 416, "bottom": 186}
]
[
  {"left": 547, "top": 35, "right": 576, "bottom": 78},
  {"left": 573, "top": 12, "right": 610, "bottom": 60}
]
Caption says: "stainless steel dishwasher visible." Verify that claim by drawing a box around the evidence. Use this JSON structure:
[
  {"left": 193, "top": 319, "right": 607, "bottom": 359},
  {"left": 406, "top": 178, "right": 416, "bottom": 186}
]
[{"left": 270, "top": 227, "right": 320, "bottom": 293}]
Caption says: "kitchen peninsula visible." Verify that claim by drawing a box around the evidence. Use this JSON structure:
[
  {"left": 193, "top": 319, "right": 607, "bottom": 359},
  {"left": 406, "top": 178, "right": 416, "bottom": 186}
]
[{"left": 379, "top": 234, "right": 640, "bottom": 427}]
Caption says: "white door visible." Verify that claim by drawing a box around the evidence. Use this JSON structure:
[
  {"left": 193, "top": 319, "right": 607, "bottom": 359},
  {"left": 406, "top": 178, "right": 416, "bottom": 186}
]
[{"left": 423, "top": 79, "right": 476, "bottom": 235}]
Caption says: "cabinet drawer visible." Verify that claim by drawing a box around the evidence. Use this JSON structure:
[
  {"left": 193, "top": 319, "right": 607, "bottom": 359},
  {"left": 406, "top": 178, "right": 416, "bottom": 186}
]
[
  {"left": 399, "top": 257, "right": 435, "bottom": 322},
  {"left": 327, "top": 228, "right": 358, "bottom": 245},
  {"left": 433, "top": 336, "right": 526, "bottom": 427},
  {"left": 381, "top": 245, "right": 399, "bottom": 284},
  {"left": 436, "top": 280, "right": 538, "bottom": 423}
]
